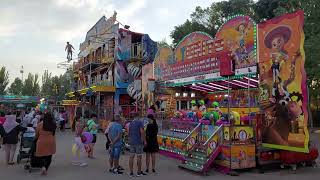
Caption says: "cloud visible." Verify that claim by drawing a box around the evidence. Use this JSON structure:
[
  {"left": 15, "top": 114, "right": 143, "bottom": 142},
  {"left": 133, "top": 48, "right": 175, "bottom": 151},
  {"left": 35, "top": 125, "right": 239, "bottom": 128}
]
[
  {"left": 1, "top": 0, "right": 216, "bottom": 84},
  {"left": 156, "top": 8, "right": 171, "bottom": 17},
  {"left": 0, "top": 24, "right": 19, "bottom": 38}
]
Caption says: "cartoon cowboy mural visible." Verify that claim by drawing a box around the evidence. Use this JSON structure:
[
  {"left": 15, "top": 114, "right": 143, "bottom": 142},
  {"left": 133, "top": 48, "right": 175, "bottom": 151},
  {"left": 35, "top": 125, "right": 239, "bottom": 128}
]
[
  {"left": 263, "top": 26, "right": 291, "bottom": 103},
  {"left": 235, "top": 21, "right": 249, "bottom": 63}
]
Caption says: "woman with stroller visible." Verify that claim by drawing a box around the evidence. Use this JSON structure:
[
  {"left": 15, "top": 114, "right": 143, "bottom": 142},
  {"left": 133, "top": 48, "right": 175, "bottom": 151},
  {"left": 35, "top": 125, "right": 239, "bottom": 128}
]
[
  {"left": 35, "top": 113, "right": 56, "bottom": 175},
  {"left": 0, "top": 114, "right": 26, "bottom": 165}
]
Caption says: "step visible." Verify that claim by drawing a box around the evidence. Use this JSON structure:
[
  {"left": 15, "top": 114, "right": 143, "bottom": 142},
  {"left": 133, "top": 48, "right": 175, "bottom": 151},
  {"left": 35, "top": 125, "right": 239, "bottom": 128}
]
[
  {"left": 185, "top": 157, "right": 207, "bottom": 165},
  {"left": 179, "top": 163, "right": 203, "bottom": 172},
  {"left": 189, "top": 151, "right": 207, "bottom": 160},
  {"left": 194, "top": 147, "right": 207, "bottom": 153}
]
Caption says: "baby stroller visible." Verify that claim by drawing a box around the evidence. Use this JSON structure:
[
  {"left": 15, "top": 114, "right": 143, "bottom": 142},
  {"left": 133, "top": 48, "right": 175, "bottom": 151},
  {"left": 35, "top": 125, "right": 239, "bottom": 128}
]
[
  {"left": 17, "top": 128, "right": 35, "bottom": 164},
  {"left": 24, "top": 138, "right": 43, "bottom": 173}
]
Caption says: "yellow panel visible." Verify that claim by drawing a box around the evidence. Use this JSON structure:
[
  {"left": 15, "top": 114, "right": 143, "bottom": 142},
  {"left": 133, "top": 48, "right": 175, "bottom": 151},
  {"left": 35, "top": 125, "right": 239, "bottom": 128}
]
[{"left": 93, "top": 86, "right": 116, "bottom": 92}]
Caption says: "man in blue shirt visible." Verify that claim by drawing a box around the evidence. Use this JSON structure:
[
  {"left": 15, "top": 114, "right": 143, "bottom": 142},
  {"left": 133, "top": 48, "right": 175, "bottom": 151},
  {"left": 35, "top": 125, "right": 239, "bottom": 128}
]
[
  {"left": 128, "top": 113, "right": 146, "bottom": 177},
  {"left": 108, "top": 115, "right": 123, "bottom": 174}
]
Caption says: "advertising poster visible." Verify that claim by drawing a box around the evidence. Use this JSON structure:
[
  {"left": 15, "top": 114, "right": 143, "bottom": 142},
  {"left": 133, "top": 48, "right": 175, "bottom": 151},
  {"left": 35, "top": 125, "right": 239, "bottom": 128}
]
[
  {"left": 258, "top": 11, "right": 309, "bottom": 152},
  {"left": 215, "top": 15, "right": 256, "bottom": 68}
]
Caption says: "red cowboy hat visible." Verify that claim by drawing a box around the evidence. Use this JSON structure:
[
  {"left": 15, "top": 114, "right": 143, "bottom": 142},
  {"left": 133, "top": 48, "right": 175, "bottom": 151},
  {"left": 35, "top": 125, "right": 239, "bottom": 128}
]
[{"left": 264, "top": 26, "right": 292, "bottom": 49}]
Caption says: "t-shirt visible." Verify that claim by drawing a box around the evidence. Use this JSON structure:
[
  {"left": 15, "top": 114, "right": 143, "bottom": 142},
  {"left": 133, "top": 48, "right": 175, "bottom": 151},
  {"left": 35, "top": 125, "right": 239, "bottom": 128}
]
[
  {"left": 109, "top": 122, "right": 123, "bottom": 147},
  {"left": 128, "top": 119, "right": 144, "bottom": 146},
  {"left": 87, "top": 119, "right": 98, "bottom": 135},
  {"left": 31, "top": 117, "right": 39, "bottom": 128}
]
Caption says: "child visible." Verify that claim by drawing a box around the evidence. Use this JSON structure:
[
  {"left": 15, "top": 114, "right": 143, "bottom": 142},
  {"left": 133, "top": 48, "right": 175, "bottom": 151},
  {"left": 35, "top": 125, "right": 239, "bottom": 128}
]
[{"left": 72, "top": 116, "right": 87, "bottom": 167}]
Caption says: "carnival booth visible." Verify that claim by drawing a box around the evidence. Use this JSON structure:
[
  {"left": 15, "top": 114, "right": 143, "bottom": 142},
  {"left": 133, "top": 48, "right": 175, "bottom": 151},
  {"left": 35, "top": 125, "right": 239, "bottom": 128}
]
[{"left": 152, "top": 10, "right": 317, "bottom": 175}]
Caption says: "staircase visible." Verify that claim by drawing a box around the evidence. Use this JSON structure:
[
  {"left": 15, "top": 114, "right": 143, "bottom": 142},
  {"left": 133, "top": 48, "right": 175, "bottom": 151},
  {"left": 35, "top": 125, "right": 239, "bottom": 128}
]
[{"left": 179, "top": 125, "right": 223, "bottom": 174}]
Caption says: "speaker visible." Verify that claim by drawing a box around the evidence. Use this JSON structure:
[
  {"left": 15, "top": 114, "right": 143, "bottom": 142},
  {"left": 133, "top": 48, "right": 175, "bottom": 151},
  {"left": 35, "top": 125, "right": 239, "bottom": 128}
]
[{"left": 219, "top": 52, "right": 235, "bottom": 77}]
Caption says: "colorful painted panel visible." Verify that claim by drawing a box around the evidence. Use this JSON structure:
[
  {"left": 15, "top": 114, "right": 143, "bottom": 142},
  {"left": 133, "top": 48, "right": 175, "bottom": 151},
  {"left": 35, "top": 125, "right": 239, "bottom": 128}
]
[
  {"left": 142, "top": 63, "right": 154, "bottom": 113},
  {"left": 154, "top": 46, "right": 171, "bottom": 81},
  {"left": 155, "top": 32, "right": 222, "bottom": 81},
  {"left": 215, "top": 15, "right": 257, "bottom": 68},
  {"left": 230, "top": 144, "right": 256, "bottom": 169},
  {"left": 258, "top": 11, "right": 309, "bottom": 152}
]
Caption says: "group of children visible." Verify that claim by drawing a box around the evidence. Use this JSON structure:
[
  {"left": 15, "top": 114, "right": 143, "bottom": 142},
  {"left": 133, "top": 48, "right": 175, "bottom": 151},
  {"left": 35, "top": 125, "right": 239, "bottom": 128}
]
[{"left": 71, "top": 114, "right": 98, "bottom": 167}]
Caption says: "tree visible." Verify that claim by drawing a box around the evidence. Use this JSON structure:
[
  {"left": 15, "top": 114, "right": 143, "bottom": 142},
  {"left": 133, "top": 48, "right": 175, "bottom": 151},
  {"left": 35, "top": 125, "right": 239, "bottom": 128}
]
[
  {"left": 8, "top": 78, "right": 23, "bottom": 95},
  {"left": 170, "top": 0, "right": 255, "bottom": 47},
  {"left": 0, "top": 66, "right": 9, "bottom": 95},
  {"left": 22, "top": 73, "right": 40, "bottom": 96},
  {"left": 170, "top": 20, "right": 209, "bottom": 47},
  {"left": 41, "top": 70, "right": 53, "bottom": 98},
  {"left": 39, "top": 70, "right": 73, "bottom": 100}
]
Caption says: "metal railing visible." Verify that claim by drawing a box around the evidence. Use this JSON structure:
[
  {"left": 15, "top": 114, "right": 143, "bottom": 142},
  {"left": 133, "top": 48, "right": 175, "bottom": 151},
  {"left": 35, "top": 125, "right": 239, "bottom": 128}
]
[
  {"left": 203, "top": 124, "right": 223, "bottom": 156},
  {"left": 183, "top": 123, "right": 202, "bottom": 151}
]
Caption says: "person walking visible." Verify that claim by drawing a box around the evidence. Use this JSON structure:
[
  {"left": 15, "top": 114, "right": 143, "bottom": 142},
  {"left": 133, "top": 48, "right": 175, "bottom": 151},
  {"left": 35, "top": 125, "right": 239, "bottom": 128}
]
[
  {"left": 0, "top": 111, "right": 5, "bottom": 149},
  {"left": 128, "top": 113, "right": 147, "bottom": 177},
  {"left": 108, "top": 115, "right": 124, "bottom": 174},
  {"left": 0, "top": 114, "right": 26, "bottom": 165},
  {"left": 35, "top": 113, "right": 56, "bottom": 175},
  {"left": 0, "top": 111, "right": 5, "bottom": 125},
  {"left": 59, "top": 111, "right": 66, "bottom": 132},
  {"left": 31, "top": 114, "right": 41, "bottom": 129},
  {"left": 87, "top": 114, "right": 98, "bottom": 158},
  {"left": 144, "top": 114, "right": 159, "bottom": 173},
  {"left": 72, "top": 116, "right": 87, "bottom": 167}
]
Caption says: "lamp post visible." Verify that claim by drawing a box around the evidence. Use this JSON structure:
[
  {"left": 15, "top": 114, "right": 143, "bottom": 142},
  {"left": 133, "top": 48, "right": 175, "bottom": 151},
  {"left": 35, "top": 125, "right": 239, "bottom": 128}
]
[{"left": 20, "top": 66, "right": 24, "bottom": 81}]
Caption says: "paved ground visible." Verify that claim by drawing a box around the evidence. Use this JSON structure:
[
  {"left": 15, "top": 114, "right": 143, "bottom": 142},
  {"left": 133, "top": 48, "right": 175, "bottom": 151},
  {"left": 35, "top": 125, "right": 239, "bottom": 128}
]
[{"left": 1, "top": 130, "right": 319, "bottom": 180}]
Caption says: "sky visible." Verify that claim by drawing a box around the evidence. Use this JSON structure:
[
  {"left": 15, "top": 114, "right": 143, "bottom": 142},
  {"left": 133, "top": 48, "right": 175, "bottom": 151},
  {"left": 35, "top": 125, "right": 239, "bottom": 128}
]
[{"left": 0, "top": 0, "right": 220, "bottom": 84}]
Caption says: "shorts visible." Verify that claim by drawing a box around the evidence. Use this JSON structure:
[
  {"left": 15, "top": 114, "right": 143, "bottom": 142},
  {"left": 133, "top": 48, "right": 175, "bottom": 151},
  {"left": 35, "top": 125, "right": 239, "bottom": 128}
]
[
  {"left": 129, "top": 144, "right": 144, "bottom": 155},
  {"left": 92, "top": 134, "right": 97, "bottom": 144},
  {"left": 60, "top": 120, "right": 65, "bottom": 126},
  {"left": 109, "top": 146, "right": 122, "bottom": 160}
]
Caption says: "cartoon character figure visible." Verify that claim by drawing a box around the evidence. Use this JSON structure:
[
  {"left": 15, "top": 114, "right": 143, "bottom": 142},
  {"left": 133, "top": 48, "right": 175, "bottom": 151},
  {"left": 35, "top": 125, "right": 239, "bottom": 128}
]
[
  {"left": 191, "top": 100, "right": 198, "bottom": 111},
  {"left": 235, "top": 21, "right": 250, "bottom": 63},
  {"left": 264, "top": 26, "right": 291, "bottom": 103},
  {"left": 212, "top": 101, "right": 222, "bottom": 115},
  {"left": 198, "top": 100, "right": 207, "bottom": 113},
  {"left": 287, "top": 93, "right": 304, "bottom": 133}
]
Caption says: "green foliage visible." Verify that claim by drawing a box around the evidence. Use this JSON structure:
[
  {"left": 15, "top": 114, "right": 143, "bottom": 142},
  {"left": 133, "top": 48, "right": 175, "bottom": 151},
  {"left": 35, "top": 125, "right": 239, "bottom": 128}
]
[
  {"left": 171, "top": 0, "right": 320, "bottom": 107},
  {"left": 0, "top": 66, "right": 9, "bottom": 95},
  {"left": 170, "top": 20, "right": 209, "bottom": 47},
  {"left": 40, "top": 70, "right": 73, "bottom": 100},
  {"left": 8, "top": 78, "right": 23, "bottom": 95},
  {"left": 21, "top": 73, "right": 40, "bottom": 96}
]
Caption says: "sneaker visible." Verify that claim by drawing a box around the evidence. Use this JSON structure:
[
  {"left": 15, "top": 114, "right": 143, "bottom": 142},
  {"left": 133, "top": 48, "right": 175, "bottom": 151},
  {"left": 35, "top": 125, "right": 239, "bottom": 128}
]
[
  {"left": 145, "top": 169, "right": 149, "bottom": 173},
  {"left": 79, "top": 162, "right": 88, "bottom": 167},
  {"left": 72, "top": 162, "right": 80, "bottom": 166},
  {"left": 129, "top": 172, "right": 135, "bottom": 177},
  {"left": 118, "top": 166, "right": 125, "bottom": 171},
  {"left": 137, "top": 171, "right": 147, "bottom": 176},
  {"left": 109, "top": 169, "right": 113, "bottom": 173},
  {"left": 152, "top": 169, "right": 156, "bottom": 173},
  {"left": 113, "top": 169, "right": 123, "bottom": 174}
]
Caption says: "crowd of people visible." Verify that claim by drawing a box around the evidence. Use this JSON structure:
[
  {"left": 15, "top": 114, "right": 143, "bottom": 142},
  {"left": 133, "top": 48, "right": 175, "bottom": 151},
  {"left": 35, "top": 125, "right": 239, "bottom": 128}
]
[{"left": 0, "top": 106, "right": 160, "bottom": 177}]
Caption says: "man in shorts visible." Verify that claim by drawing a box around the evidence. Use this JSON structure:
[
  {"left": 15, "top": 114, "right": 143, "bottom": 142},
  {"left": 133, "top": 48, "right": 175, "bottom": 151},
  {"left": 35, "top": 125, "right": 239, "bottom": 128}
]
[
  {"left": 108, "top": 115, "right": 124, "bottom": 174},
  {"left": 128, "top": 113, "right": 147, "bottom": 177}
]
